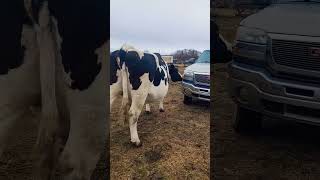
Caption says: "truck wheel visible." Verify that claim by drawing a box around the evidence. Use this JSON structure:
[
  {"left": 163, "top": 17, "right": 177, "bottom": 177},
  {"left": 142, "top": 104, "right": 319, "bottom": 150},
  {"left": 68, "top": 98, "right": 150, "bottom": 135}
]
[
  {"left": 183, "top": 95, "right": 192, "bottom": 105},
  {"left": 233, "top": 105, "right": 262, "bottom": 133}
]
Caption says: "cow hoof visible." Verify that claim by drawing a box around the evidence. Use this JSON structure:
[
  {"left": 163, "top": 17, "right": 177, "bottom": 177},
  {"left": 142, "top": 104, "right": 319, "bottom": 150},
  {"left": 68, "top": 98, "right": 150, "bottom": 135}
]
[
  {"left": 159, "top": 109, "right": 165, "bottom": 112},
  {"left": 131, "top": 141, "right": 142, "bottom": 147}
]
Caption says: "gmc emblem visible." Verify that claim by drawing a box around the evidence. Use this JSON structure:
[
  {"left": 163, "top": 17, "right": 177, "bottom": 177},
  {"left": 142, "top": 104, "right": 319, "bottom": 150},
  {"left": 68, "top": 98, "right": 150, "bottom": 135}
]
[{"left": 310, "top": 47, "right": 320, "bottom": 57}]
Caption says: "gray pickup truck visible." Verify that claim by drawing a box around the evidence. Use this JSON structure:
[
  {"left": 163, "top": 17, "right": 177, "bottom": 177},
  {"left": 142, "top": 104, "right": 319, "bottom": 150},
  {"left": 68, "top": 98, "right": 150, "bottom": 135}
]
[
  {"left": 182, "top": 50, "right": 210, "bottom": 104},
  {"left": 228, "top": 0, "right": 320, "bottom": 132}
]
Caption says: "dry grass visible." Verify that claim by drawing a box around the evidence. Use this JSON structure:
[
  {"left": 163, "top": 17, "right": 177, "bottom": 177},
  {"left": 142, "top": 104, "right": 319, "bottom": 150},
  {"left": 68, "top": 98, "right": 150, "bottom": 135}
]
[{"left": 110, "top": 67, "right": 210, "bottom": 179}]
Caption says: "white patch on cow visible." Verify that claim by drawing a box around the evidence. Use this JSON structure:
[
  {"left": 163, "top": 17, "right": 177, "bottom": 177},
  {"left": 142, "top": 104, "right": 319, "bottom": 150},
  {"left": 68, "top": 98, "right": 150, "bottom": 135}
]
[
  {"left": 147, "top": 78, "right": 169, "bottom": 103},
  {"left": 151, "top": 53, "right": 160, "bottom": 68},
  {"left": 121, "top": 44, "right": 144, "bottom": 59},
  {"left": 110, "top": 62, "right": 122, "bottom": 111}
]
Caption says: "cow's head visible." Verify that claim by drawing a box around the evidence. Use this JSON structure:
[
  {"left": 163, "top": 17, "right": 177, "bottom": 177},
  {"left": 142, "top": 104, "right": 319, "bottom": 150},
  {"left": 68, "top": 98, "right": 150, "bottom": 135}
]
[
  {"left": 168, "top": 64, "right": 182, "bottom": 82},
  {"left": 211, "top": 20, "right": 232, "bottom": 64}
]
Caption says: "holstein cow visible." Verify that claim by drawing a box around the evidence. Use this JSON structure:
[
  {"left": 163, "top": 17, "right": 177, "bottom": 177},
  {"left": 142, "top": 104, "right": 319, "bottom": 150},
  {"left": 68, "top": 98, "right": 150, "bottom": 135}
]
[
  {"left": 211, "top": 19, "right": 233, "bottom": 63},
  {"left": 110, "top": 45, "right": 182, "bottom": 146},
  {"left": 1, "top": 0, "right": 109, "bottom": 179}
]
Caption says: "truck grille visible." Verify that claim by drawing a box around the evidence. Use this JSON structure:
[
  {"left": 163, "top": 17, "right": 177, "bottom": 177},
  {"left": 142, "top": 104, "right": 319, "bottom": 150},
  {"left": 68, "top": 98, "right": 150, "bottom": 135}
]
[
  {"left": 194, "top": 74, "right": 210, "bottom": 85},
  {"left": 272, "top": 39, "right": 320, "bottom": 71}
]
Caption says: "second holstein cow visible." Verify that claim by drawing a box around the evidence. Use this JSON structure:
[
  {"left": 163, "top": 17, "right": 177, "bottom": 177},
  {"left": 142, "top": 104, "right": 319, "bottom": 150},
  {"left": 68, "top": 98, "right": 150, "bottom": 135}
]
[
  {"left": 110, "top": 45, "right": 182, "bottom": 146},
  {"left": 211, "top": 20, "right": 233, "bottom": 63}
]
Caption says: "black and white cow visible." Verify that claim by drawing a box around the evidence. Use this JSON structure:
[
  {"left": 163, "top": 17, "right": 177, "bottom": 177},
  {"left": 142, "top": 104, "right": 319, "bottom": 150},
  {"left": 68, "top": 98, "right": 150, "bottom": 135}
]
[
  {"left": 110, "top": 45, "right": 182, "bottom": 146},
  {"left": 1, "top": 0, "right": 109, "bottom": 179},
  {"left": 211, "top": 20, "right": 233, "bottom": 63}
]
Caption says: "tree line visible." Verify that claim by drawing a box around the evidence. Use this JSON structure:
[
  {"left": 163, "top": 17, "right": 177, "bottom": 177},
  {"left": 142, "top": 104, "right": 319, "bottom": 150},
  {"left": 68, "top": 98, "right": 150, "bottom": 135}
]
[{"left": 171, "top": 49, "right": 201, "bottom": 63}]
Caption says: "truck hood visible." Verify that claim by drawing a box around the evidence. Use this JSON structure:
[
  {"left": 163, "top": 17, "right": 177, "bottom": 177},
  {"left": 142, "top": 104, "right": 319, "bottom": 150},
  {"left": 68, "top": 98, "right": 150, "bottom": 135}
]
[
  {"left": 185, "top": 63, "right": 210, "bottom": 74},
  {"left": 241, "top": 3, "right": 320, "bottom": 37}
]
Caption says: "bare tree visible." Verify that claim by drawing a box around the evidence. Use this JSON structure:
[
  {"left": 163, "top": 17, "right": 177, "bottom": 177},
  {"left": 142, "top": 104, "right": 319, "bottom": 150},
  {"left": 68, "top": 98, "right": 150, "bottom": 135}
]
[{"left": 172, "top": 49, "right": 201, "bottom": 63}]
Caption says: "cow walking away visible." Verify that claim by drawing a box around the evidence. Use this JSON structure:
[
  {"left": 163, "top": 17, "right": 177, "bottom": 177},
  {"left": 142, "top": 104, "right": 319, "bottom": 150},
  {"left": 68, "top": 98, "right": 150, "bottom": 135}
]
[
  {"left": 1, "top": 0, "right": 109, "bottom": 179},
  {"left": 110, "top": 45, "right": 182, "bottom": 146}
]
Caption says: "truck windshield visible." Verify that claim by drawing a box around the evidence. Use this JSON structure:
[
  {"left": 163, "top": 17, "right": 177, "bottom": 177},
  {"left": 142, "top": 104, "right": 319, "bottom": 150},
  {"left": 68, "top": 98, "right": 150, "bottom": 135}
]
[{"left": 196, "top": 50, "right": 210, "bottom": 63}]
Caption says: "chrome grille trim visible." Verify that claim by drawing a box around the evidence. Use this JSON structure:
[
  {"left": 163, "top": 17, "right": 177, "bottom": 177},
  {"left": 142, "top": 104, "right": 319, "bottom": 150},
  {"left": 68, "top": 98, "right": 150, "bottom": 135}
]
[
  {"left": 194, "top": 74, "right": 210, "bottom": 85},
  {"left": 271, "top": 39, "right": 320, "bottom": 71}
]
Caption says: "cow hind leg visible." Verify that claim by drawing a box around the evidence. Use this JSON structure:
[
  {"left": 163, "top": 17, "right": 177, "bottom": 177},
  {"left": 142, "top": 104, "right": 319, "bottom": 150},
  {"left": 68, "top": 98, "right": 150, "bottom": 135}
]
[
  {"left": 59, "top": 106, "right": 106, "bottom": 180},
  {"left": 58, "top": 41, "right": 108, "bottom": 180},
  {"left": 128, "top": 83, "right": 150, "bottom": 147},
  {"left": 159, "top": 98, "right": 165, "bottom": 112}
]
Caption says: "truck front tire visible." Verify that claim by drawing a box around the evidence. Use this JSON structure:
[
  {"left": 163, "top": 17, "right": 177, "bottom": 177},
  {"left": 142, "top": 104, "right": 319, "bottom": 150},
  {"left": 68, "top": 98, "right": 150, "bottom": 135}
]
[
  {"left": 183, "top": 95, "right": 192, "bottom": 105},
  {"left": 233, "top": 105, "right": 262, "bottom": 133}
]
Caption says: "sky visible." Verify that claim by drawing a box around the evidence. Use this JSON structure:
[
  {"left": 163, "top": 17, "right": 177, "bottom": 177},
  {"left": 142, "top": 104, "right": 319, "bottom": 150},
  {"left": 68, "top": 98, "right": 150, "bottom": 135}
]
[{"left": 110, "top": 0, "right": 210, "bottom": 54}]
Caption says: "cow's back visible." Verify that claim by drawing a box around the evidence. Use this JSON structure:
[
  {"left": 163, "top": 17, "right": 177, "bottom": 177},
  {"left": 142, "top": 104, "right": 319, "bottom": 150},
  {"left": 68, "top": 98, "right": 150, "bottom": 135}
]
[{"left": 124, "top": 51, "right": 157, "bottom": 90}]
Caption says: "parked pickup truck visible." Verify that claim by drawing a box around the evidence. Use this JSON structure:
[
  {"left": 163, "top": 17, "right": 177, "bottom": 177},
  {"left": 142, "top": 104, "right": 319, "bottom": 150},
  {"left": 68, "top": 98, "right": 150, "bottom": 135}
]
[
  {"left": 182, "top": 50, "right": 210, "bottom": 104},
  {"left": 228, "top": 0, "right": 320, "bottom": 132}
]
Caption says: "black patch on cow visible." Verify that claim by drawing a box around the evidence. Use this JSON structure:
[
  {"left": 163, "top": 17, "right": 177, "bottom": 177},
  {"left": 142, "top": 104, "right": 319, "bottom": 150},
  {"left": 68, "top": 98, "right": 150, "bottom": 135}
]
[
  {"left": 121, "top": 51, "right": 157, "bottom": 90},
  {"left": 110, "top": 50, "right": 120, "bottom": 85},
  {"left": 0, "top": 1, "right": 32, "bottom": 75},
  {"left": 153, "top": 68, "right": 166, "bottom": 86},
  {"left": 153, "top": 53, "right": 168, "bottom": 86},
  {"left": 47, "top": 0, "right": 109, "bottom": 90}
]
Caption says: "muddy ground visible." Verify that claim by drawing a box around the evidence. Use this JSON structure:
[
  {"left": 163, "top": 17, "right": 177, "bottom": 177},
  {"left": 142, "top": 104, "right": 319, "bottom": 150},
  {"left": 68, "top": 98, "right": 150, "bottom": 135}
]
[
  {"left": 110, "top": 67, "right": 210, "bottom": 179},
  {"left": 213, "top": 13, "right": 320, "bottom": 180}
]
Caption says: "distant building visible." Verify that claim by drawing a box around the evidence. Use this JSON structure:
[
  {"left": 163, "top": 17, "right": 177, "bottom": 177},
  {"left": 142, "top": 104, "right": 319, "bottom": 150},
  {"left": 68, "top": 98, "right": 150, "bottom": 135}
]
[{"left": 161, "top": 55, "right": 174, "bottom": 64}]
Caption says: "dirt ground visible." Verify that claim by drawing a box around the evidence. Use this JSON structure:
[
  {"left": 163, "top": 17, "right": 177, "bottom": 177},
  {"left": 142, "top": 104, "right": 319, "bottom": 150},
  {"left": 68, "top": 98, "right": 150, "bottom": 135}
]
[
  {"left": 0, "top": 107, "right": 109, "bottom": 180},
  {"left": 213, "top": 12, "right": 320, "bottom": 180},
  {"left": 110, "top": 67, "right": 210, "bottom": 179}
]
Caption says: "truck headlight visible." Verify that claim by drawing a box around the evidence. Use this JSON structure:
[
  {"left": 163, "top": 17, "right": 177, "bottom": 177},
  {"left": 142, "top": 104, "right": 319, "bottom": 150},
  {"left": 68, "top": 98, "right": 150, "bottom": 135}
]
[
  {"left": 233, "top": 26, "right": 268, "bottom": 64},
  {"left": 183, "top": 71, "right": 193, "bottom": 81},
  {"left": 236, "top": 26, "right": 268, "bottom": 44}
]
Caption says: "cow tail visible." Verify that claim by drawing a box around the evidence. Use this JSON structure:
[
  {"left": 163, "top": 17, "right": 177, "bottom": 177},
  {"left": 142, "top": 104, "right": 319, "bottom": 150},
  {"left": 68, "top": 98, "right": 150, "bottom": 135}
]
[
  {"left": 33, "top": 2, "right": 60, "bottom": 177},
  {"left": 120, "top": 62, "right": 130, "bottom": 124}
]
